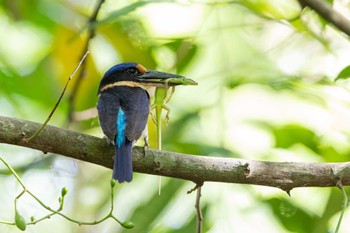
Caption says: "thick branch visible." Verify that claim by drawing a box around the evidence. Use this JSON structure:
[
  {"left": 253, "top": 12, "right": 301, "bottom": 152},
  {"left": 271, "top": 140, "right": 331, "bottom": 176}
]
[
  {"left": 298, "top": 0, "right": 350, "bottom": 37},
  {"left": 1, "top": 116, "right": 350, "bottom": 191}
]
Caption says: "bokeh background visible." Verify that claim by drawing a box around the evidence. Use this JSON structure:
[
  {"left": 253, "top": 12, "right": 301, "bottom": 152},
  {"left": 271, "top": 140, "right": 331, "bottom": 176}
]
[{"left": 1, "top": 0, "right": 350, "bottom": 232}]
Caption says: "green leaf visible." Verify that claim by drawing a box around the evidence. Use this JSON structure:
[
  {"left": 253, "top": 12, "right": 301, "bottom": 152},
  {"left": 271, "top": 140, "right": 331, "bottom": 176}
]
[
  {"left": 279, "top": 200, "right": 297, "bottom": 218},
  {"left": 335, "top": 65, "right": 350, "bottom": 81},
  {"left": 165, "top": 39, "right": 198, "bottom": 73},
  {"left": 98, "top": 2, "right": 150, "bottom": 25},
  {"left": 271, "top": 124, "right": 319, "bottom": 152},
  {"left": 15, "top": 212, "right": 26, "bottom": 231},
  {"left": 120, "top": 179, "right": 185, "bottom": 233},
  {"left": 265, "top": 197, "right": 314, "bottom": 232},
  {"left": 100, "top": 19, "right": 157, "bottom": 69}
]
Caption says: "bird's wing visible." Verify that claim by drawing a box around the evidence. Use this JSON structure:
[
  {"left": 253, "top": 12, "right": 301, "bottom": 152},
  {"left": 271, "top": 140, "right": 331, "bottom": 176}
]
[
  {"left": 97, "top": 93, "right": 120, "bottom": 142},
  {"left": 124, "top": 89, "right": 150, "bottom": 142}
]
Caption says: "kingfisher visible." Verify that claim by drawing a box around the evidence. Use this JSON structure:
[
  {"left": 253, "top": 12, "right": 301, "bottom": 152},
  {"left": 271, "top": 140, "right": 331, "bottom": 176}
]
[{"left": 97, "top": 62, "right": 184, "bottom": 183}]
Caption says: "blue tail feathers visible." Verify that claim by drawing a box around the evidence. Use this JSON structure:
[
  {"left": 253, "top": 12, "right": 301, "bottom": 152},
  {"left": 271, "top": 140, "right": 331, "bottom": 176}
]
[
  {"left": 113, "top": 107, "right": 132, "bottom": 183},
  {"left": 113, "top": 139, "right": 133, "bottom": 183}
]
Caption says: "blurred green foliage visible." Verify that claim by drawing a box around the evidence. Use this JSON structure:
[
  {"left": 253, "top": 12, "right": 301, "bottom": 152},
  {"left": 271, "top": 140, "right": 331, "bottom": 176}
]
[{"left": 1, "top": 0, "right": 350, "bottom": 233}]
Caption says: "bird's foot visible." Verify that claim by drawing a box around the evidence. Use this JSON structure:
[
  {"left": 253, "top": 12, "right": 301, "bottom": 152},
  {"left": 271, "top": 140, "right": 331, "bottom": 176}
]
[
  {"left": 142, "top": 146, "right": 147, "bottom": 156},
  {"left": 143, "top": 136, "right": 149, "bottom": 156}
]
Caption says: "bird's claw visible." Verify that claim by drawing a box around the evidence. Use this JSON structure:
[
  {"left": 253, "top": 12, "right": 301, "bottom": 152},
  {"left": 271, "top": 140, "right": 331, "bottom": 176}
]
[{"left": 143, "top": 134, "right": 149, "bottom": 148}]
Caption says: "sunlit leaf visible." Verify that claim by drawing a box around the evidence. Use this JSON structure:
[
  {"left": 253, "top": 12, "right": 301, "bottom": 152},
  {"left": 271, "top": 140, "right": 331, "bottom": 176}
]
[
  {"left": 120, "top": 179, "right": 185, "bottom": 233},
  {"left": 265, "top": 197, "right": 314, "bottom": 232},
  {"left": 164, "top": 39, "right": 198, "bottom": 73},
  {"left": 335, "top": 65, "right": 350, "bottom": 81},
  {"left": 97, "top": 2, "right": 150, "bottom": 25},
  {"left": 171, "top": 206, "right": 210, "bottom": 233},
  {"left": 99, "top": 19, "right": 156, "bottom": 68},
  {"left": 271, "top": 124, "right": 320, "bottom": 152},
  {"left": 168, "top": 142, "right": 237, "bottom": 158},
  {"left": 242, "top": 0, "right": 299, "bottom": 20},
  {"left": 279, "top": 200, "right": 297, "bottom": 218},
  {"left": 312, "top": 187, "right": 348, "bottom": 232}
]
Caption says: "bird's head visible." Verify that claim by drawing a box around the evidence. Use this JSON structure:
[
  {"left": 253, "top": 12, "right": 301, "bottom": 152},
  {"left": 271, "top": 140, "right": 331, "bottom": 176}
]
[{"left": 98, "top": 62, "right": 185, "bottom": 94}]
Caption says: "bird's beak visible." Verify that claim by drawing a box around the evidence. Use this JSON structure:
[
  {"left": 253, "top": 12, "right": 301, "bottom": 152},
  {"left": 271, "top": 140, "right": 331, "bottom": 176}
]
[{"left": 136, "top": 70, "right": 187, "bottom": 87}]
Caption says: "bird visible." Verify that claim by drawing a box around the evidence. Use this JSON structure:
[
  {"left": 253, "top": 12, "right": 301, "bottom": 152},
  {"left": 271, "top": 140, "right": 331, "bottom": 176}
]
[{"left": 97, "top": 62, "right": 184, "bottom": 183}]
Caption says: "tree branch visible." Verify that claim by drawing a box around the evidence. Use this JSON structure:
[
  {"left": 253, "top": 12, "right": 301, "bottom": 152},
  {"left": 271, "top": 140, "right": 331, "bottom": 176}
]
[
  {"left": 1, "top": 115, "right": 350, "bottom": 191},
  {"left": 298, "top": 0, "right": 350, "bottom": 37},
  {"left": 67, "top": 0, "right": 105, "bottom": 122}
]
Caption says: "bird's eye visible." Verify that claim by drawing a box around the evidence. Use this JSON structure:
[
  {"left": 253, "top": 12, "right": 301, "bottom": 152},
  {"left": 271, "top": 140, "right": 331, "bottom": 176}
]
[{"left": 127, "top": 68, "right": 138, "bottom": 75}]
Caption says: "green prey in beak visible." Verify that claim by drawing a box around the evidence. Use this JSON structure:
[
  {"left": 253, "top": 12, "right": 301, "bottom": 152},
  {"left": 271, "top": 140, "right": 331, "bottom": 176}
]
[{"left": 136, "top": 69, "right": 197, "bottom": 87}]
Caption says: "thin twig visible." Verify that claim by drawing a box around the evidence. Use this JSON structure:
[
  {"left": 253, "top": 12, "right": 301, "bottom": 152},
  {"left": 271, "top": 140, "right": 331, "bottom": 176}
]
[
  {"left": 0, "top": 157, "right": 129, "bottom": 228},
  {"left": 187, "top": 182, "right": 203, "bottom": 194},
  {"left": 67, "top": 0, "right": 105, "bottom": 123},
  {"left": 187, "top": 182, "right": 204, "bottom": 233},
  {"left": 195, "top": 185, "right": 203, "bottom": 233},
  {"left": 298, "top": 0, "right": 350, "bottom": 37},
  {"left": 25, "top": 51, "right": 89, "bottom": 142}
]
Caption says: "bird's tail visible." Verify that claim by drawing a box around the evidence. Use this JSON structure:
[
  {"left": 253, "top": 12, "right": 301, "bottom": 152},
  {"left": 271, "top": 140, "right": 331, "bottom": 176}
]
[{"left": 113, "top": 139, "right": 133, "bottom": 183}]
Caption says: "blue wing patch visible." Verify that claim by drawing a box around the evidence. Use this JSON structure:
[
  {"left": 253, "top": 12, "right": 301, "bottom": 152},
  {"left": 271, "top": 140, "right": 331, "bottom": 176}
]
[{"left": 116, "top": 108, "right": 127, "bottom": 148}]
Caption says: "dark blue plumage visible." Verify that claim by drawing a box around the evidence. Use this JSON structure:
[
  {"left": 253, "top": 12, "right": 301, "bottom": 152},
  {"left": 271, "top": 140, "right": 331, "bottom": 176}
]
[
  {"left": 104, "top": 63, "right": 137, "bottom": 78},
  {"left": 97, "top": 62, "right": 184, "bottom": 183},
  {"left": 98, "top": 86, "right": 149, "bottom": 182}
]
